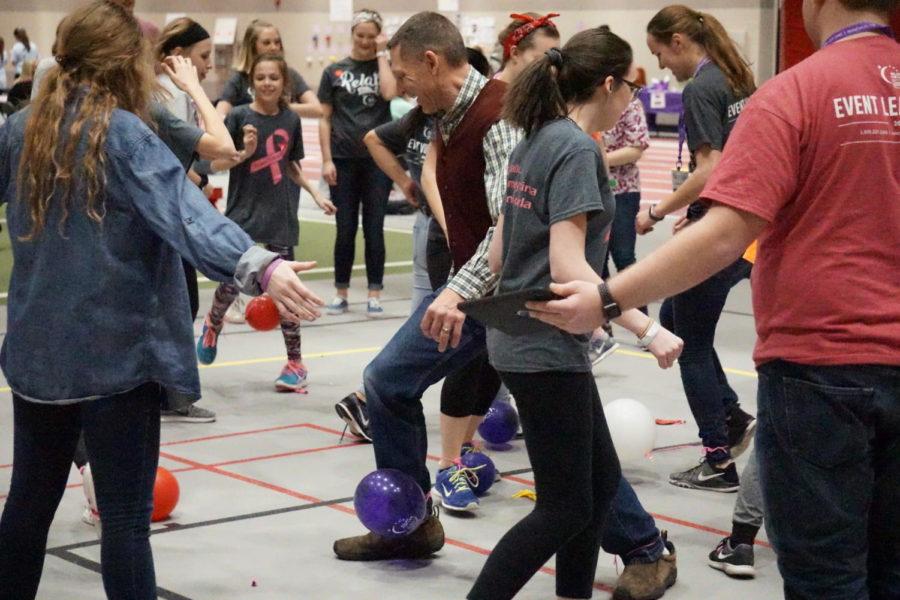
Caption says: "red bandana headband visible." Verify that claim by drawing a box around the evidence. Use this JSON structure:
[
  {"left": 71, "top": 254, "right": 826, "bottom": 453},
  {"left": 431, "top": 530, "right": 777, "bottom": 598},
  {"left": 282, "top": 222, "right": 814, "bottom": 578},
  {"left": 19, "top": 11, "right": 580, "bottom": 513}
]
[{"left": 502, "top": 12, "right": 560, "bottom": 61}]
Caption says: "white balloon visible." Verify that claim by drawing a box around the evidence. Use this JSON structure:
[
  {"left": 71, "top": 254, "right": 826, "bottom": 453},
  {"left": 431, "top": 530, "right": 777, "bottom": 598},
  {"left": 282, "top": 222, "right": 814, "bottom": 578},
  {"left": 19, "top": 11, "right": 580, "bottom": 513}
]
[{"left": 604, "top": 398, "right": 657, "bottom": 463}]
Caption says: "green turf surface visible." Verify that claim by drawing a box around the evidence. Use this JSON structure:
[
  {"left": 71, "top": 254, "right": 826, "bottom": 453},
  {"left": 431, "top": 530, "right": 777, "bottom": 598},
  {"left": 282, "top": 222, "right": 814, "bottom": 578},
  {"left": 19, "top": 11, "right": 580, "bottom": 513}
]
[{"left": 0, "top": 218, "right": 413, "bottom": 298}]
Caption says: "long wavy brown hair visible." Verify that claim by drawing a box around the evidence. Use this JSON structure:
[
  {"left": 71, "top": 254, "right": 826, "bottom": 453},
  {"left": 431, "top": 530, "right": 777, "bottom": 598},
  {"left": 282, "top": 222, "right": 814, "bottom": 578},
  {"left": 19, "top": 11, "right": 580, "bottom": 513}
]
[{"left": 18, "top": 0, "right": 156, "bottom": 239}]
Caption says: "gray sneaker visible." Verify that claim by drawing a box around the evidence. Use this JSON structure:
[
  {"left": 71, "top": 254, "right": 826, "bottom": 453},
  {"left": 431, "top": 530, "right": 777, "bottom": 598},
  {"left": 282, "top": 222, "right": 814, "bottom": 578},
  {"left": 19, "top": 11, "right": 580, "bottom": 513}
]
[
  {"left": 589, "top": 335, "right": 620, "bottom": 366},
  {"left": 669, "top": 459, "right": 739, "bottom": 493},
  {"left": 161, "top": 405, "right": 217, "bottom": 423}
]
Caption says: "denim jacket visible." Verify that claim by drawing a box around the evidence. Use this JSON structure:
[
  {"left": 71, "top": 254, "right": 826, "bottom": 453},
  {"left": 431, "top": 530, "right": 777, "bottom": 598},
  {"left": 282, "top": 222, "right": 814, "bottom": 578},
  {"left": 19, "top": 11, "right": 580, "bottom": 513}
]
[{"left": 0, "top": 107, "right": 278, "bottom": 403}]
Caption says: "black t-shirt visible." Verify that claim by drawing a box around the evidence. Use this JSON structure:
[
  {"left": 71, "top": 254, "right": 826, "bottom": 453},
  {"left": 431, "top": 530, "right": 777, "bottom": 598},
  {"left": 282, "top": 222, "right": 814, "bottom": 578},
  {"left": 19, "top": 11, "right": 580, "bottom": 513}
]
[
  {"left": 220, "top": 68, "right": 311, "bottom": 108},
  {"left": 682, "top": 62, "right": 751, "bottom": 219},
  {"left": 372, "top": 110, "right": 433, "bottom": 183},
  {"left": 223, "top": 104, "right": 304, "bottom": 247},
  {"left": 318, "top": 57, "right": 391, "bottom": 159}
]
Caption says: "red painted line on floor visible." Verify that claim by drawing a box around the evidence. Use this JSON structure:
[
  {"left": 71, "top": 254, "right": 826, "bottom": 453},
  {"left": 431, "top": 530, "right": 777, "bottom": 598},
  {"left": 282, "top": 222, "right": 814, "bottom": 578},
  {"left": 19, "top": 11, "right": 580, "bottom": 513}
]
[
  {"left": 208, "top": 442, "right": 365, "bottom": 468},
  {"left": 160, "top": 450, "right": 323, "bottom": 505},
  {"left": 502, "top": 473, "right": 771, "bottom": 550},
  {"left": 157, "top": 447, "right": 608, "bottom": 590},
  {"left": 160, "top": 423, "right": 310, "bottom": 447}
]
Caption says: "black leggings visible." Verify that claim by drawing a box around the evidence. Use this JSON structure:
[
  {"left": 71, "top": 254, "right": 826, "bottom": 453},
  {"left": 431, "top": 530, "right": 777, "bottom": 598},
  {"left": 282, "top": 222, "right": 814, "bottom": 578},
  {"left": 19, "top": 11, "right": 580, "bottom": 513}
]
[
  {"left": 440, "top": 350, "right": 501, "bottom": 418},
  {"left": 468, "top": 371, "right": 621, "bottom": 600}
]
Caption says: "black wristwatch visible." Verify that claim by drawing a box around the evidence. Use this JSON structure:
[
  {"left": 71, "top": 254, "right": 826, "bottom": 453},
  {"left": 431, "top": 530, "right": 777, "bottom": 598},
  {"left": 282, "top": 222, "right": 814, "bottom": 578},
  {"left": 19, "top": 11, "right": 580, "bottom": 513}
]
[
  {"left": 598, "top": 281, "right": 622, "bottom": 319},
  {"left": 648, "top": 206, "right": 665, "bottom": 222}
]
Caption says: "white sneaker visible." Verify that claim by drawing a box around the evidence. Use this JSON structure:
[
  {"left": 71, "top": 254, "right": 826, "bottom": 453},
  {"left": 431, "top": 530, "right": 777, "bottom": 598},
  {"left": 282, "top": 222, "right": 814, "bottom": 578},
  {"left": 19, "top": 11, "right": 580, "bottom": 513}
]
[
  {"left": 80, "top": 465, "right": 102, "bottom": 534},
  {"left": 366, "top": 297, "right": 385, "bottom": 318},
  {"left": 224, "top": 295, "right": 247, "bottom": 324}
]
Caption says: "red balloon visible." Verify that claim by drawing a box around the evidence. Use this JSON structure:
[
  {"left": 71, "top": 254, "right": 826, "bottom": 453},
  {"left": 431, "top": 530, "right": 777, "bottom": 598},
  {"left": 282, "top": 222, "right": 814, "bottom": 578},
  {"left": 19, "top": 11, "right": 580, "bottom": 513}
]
[
  {"left": 245, "top": 295, "right": 280, "bottom": 331},
  {"left": 152, "top": 467, "right": 180, "bottom": 522}
]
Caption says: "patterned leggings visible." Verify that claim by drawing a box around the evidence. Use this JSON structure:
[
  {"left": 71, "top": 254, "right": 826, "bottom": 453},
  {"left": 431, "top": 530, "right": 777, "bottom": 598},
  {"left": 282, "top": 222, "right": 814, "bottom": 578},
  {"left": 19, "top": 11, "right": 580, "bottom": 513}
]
[{"left": 206, "top": 244, "right": 302, "bottom": 362}]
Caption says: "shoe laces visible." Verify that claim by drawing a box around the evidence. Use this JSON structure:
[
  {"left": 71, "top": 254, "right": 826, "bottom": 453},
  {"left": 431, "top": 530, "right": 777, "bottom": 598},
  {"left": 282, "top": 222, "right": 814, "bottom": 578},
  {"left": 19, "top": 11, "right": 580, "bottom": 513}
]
[
  {"left": 368, "top": 298, "right": 382, "bottom": 309},
  {"left": 202, "top": 319, "right": 219, "bottom": 348},
  {"left": 448, "top": 463, "right": 479, "bottom": 493},
  {"left": 282, "top": 360, "right": 307, "bottom": 377}
]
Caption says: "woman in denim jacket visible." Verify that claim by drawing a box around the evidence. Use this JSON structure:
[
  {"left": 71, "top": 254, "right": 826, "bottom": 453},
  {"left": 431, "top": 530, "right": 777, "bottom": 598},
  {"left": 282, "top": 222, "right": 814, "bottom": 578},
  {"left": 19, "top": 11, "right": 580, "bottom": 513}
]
[{"left": 0, "top": 2, "right": 323, "bottom": 598}]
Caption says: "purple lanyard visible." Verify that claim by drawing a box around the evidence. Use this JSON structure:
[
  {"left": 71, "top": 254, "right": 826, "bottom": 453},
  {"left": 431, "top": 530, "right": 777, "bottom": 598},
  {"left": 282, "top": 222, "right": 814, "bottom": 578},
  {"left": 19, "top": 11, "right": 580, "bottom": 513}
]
[
  {"left": 676, "top": 57, "right": 711, "bottom": 169},
  {"left": 823, "top": 22, "right": 894, "bottom": 47}
]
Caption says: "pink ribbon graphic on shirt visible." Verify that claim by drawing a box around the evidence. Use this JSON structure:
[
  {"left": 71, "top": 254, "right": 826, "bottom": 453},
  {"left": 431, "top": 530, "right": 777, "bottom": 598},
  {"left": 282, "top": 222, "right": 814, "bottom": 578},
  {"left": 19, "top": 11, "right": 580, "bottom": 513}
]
[{"left": 250, "top": 128, "right": 290, "bottom": 185}]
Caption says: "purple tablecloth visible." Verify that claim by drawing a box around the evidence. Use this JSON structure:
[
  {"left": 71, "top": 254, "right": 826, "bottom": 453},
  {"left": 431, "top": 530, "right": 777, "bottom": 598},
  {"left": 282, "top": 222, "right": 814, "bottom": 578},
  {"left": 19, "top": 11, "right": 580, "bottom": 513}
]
[{"left": 639, "top": 88, "right": 683, "bottom": 115}]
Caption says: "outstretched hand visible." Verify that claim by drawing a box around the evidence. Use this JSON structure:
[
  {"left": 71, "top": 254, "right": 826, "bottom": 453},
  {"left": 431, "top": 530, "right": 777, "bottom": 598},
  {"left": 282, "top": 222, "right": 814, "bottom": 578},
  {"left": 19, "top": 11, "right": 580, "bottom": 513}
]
[{"left": 265, "top": 261, "right": 324, "bottom": 323}]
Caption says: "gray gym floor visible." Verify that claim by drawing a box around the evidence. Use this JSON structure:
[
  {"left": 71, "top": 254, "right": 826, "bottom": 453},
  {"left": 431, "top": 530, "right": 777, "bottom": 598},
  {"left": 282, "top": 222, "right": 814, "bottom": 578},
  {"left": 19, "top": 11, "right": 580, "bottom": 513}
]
[{"left": 0, "top": 137, "right": 783, "bottom": 599}]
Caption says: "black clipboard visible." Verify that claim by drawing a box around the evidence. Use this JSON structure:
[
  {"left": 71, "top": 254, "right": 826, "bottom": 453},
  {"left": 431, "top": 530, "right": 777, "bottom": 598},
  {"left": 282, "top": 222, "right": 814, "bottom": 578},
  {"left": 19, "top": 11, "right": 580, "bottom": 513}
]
[{"left": 458, "top": 288, "right": 562, "bottom": 336}]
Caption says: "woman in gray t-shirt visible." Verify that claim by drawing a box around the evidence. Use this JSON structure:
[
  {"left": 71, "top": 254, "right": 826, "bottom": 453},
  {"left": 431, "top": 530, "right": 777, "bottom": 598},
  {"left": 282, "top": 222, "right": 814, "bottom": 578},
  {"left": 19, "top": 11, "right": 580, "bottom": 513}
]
[{"left": 469, "top": 29, "right": 682, "bottom": 600}]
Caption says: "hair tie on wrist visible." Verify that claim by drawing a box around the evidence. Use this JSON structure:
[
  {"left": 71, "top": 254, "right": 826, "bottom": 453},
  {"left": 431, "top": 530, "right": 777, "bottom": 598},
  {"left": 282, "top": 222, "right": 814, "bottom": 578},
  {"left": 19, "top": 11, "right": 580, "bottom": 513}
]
[{"left": 545, "top": 47, "right": 564, "bottom": 69}]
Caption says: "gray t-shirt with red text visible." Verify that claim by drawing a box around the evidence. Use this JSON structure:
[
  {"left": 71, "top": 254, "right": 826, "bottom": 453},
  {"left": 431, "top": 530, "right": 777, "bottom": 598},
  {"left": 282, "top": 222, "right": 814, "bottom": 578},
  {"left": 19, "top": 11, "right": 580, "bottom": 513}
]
[{"left": 488, "top": 118, "right": 614, "bottom": 373}]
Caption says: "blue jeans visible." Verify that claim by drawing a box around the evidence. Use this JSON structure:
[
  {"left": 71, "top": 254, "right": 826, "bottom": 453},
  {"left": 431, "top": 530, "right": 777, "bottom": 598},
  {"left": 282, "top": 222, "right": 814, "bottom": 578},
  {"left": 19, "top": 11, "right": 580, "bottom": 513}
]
[
  {"left": 364, "top": 289, "right": 664, "bottom": 563},
  {"left": 603, "top": 477, "right": 664, "bottom": 564},
  {"left": 0, "top": 384, "right": 162, "bottom": 600},
  {"left": 659, "top": 257, "right": 752, "bottom": 460},
  {"left": 756, "top": 360, "right": 900, "bottom": 600},
  {"left": 330, "top": 157, "right": 393, "bottom": 291},
  {"left": 411, "top": 211, "right": 432, "bottom": 311},
  {"left": 602, "top": 191, "right": 640, "bottom": 279}
]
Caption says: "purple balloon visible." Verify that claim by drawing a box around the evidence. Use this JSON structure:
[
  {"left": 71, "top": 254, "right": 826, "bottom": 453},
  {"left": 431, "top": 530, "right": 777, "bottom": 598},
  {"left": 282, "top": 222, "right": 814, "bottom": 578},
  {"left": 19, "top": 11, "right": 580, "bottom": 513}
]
[
  {"left": 353, "top": 469, "right": 427, "bottom": 538},
  {"left": 478, "top": 401, "right": 519, "bottom": 445},
  {"left": 460, "top": 451, "right": 496, "bottom": 496}
]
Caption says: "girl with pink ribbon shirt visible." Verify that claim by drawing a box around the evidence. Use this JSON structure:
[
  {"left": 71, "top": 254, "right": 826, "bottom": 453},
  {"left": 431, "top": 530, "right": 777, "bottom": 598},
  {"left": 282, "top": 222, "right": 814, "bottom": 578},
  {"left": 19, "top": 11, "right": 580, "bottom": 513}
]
[{"left": 197, "top": 54, "right": 335, "bottom": 392}]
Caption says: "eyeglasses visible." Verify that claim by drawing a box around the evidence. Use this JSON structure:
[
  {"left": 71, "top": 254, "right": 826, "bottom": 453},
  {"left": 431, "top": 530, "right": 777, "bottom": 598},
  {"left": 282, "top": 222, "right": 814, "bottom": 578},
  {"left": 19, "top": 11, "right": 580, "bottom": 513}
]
[{"left": 618, "top": 77, "right": 643, "bottom": 99}]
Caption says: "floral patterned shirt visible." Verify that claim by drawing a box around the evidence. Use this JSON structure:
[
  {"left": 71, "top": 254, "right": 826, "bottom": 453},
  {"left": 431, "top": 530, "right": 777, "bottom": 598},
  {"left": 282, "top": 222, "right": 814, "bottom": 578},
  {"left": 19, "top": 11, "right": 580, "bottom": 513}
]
[{"left": 602, "top": 99, "right": 650, "bottom": 195}]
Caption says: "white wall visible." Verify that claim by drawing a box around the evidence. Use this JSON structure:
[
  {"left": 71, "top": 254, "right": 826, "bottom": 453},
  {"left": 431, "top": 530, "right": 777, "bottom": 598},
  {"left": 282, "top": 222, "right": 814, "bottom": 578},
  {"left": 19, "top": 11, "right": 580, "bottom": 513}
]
[{"left": 1, "top": 0, "right": 778, "bottom": 97}]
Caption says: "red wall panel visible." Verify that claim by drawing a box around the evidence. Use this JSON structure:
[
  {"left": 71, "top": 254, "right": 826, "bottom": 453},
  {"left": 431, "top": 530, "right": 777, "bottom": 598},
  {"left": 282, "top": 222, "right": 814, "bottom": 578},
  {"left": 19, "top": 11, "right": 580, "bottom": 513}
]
[{"left": 779, "top": 1, "right": 899, "bottom": 73}]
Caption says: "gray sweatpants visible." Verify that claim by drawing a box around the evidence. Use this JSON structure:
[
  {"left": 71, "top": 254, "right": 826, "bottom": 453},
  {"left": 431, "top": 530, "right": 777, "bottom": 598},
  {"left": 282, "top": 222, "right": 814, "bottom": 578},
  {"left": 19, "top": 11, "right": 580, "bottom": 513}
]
[{"left": 733, "top": 447, "right": 765, "bottom": 528}]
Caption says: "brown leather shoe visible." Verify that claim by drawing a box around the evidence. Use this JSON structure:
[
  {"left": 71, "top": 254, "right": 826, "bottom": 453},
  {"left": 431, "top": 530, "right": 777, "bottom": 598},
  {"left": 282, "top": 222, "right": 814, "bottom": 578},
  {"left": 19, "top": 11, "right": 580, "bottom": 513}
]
[
  {"left": 612, "top": 531, "right": 677, "bottom": 600},
  {"left": 333, "top": 514, "right": 445, "bottom": 561}
]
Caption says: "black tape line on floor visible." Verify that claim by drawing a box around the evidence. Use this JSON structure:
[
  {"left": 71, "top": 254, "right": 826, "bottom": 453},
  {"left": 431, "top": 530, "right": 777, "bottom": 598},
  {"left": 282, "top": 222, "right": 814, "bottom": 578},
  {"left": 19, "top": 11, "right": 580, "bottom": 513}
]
[
  {"left": 45, "top": 549, "right": 194, "bottom": 600},
  {"left": 45, "top": 467, "right": 537, "bottom": 556},
  {"left": 45, "top": 495, "right": 356, "bottom": 554}
]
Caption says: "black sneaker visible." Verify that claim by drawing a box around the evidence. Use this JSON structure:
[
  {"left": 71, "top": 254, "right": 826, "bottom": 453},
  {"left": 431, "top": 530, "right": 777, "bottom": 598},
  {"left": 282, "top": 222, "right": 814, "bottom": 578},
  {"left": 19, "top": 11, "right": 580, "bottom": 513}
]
[
  {"left": 708, "top": 537, "right": 755, "bottom": 578},
  {"left": 335, "top": 392, "right": 372, "bottom": 442},
  {"left": 333, "top": 512, "right": 444, "bottom": 561},
  {"left": 669, "top": 459, "right": 739, "bottom": 493},
  {"left": 726, "top": 406, "right": 757, "bottom": 458}
]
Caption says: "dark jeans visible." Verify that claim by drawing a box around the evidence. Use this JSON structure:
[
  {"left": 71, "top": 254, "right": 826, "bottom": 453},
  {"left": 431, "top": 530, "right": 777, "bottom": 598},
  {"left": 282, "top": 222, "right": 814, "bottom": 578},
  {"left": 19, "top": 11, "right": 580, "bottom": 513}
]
[
  {"left": 603, "top": 192, "right": 646, "bottom": 315},
  {"left": 363, "top": 289, "right": 664, "bottom": 564},
  {"left": 330, "top": 157, "right": 393, "bottom": 291},
  {"left": 659, "top": 257, "right": 752, "bottom": 461},
  {"left": 0, "top": 384, "right": 162, "bottom": 600},
  {"left": 468, "top": 371, "right": 621, "bottom": 600},
  {"left": 756, "top": 360, "right": 900, "bottom": 600},
  {"left": 602, "top": 191, "right": 640, "bottom": 279}
]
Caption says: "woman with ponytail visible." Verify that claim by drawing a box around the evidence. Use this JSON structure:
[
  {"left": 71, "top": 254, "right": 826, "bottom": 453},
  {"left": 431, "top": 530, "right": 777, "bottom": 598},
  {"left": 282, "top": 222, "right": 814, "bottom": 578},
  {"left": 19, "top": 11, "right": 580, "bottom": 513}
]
[
  {"left": 0, "top": 3, "right": 322, "bottom": 596},
  {"left": 638, "top": 5, "right": 758, "bottom": 494},
  {"left": 468, "top": 28, "right": 683, "bottom": 600}
]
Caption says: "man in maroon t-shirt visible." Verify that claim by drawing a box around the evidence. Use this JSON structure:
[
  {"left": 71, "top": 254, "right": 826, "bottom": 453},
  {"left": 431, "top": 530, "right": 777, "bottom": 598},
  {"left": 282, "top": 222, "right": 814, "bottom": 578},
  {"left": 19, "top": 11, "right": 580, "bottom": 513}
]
[{"left": 527, "top": 1, "right": 899, "bottom": 597}]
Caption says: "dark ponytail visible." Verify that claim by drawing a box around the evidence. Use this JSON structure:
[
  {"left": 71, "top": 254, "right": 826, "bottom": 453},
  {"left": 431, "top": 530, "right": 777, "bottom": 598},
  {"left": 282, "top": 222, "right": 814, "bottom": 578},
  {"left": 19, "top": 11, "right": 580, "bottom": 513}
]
[
  {"left": 648, "top": 5, "right": 756, "bottom": 98},
  {"left": 504, "top": 27, "right": 632, "bottom": 136}
]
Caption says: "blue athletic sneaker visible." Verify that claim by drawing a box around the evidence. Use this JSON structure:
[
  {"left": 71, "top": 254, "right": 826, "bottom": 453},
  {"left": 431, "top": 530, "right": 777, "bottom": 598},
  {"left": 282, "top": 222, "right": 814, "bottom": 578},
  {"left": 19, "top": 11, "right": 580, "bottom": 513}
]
[
  {"left": 196, "top": 318, "right": 220, "bottom": 365},
  {"left": 275, "top": 360, "right": 308, "bottom": 392},
  {"left": 432, "top": 465, "right": 479, "bottom": 512},
  {"left": 366, "top": 297, "right": 384, "bottom": 318},
  {"left": 326, "top": 297, "right": 349, "bottom": 315}
]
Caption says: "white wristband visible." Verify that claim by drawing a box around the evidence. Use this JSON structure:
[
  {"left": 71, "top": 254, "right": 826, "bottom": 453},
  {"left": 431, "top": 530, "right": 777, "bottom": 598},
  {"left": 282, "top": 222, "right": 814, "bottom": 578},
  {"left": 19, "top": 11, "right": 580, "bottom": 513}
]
[
  {"left": 376, "top": 50, "right": 389, "bottom": 59},
  {"left": 638, "top": 320, "right": 661, "bottom": 348}
]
